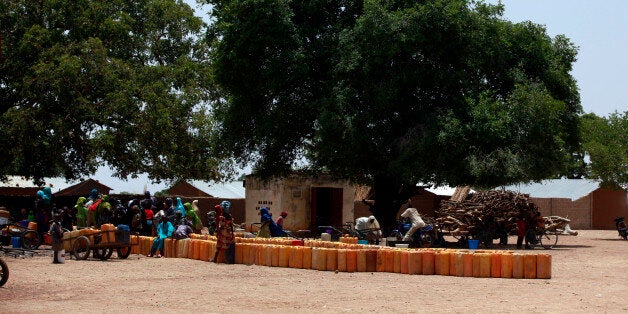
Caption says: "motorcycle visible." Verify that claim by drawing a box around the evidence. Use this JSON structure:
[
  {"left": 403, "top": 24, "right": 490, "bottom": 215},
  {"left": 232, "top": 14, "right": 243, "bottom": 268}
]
[
  {"left": 390, "top": 218, "right": 444, "bottom": 248},
  {"left": 614, "top": 217, "right": 627, "bottom": 240}
]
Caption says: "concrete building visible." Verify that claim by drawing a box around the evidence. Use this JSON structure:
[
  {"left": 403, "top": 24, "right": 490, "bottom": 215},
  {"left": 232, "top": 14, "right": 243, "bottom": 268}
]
[{"left": 245, "top": 174, "right": 355, "bottom": 232}]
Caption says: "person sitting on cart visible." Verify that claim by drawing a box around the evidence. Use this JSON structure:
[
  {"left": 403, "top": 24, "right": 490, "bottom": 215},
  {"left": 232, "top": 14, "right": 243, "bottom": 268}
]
[
  {"left": 148, "top": 216, "right": 174, "bottom": 258},
  {"left": 399, "top": 203, "right": 426, "bottom": 242}
]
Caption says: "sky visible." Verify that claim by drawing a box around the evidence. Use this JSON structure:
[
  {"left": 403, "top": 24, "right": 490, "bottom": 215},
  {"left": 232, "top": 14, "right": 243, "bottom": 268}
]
[
  {"left": 487, "top": 0, "right": 628, "bottom": 117},
  {"left": 91, "top": 0, "right": 628, "bottom": 193}
]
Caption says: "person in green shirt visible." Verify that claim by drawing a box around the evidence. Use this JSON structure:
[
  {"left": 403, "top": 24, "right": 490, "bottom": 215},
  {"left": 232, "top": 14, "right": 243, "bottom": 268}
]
[
  {"left": 74, "top": 197, "right": 88, "bottom": 228},
  {"left": 183, "top": 202, "right": 202, "bottom": 233}
]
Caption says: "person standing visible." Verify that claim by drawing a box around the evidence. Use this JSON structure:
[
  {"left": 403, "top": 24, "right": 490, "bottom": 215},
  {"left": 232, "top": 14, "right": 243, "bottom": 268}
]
[
  {"left": 144, "top": 205, "right": 155, "bottom": 236},
  {"left": 35, "top": 190, "right": 49, "bottom": 242},
  {"left": 74, "top": 197, "right": 88, "bottom": 228},
  {"left": 516, "top": 213, "right": 529, "bottom": 249},
  {"left": 212, "top": 205, "right": 235, "bottom": 263},
  {"left": 184, "top": 202, "right": 202, "bottom": 233},
  {"left": 164, "top": 198, "right": 175, "bottom": 223},
  {"left": 175, "top": 197, "right": 186, "bottom": 218},
  {"left": 95, "top": 195, "right": 112, "bottom": 229},
  {"left": 49, "top": 214, "right": 64, "bottom": 264}
]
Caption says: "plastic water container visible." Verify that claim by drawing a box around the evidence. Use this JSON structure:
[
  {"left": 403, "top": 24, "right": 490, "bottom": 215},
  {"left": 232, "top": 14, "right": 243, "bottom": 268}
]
[
  {"left": 395, "top": 243, "right": 409, "bottom": 248},
  {"left": 12, "top": 236, "right": 21, "bottom": 248},
  {"left": 358, "top": 239, "right": 369, "bottom": 245},
  {"left": 468, "top": 239, "right": 479, "bottom": 250},
  {"left": 321, "top": 233, "right": 332, "bottom": 241},
  {"left": 116, "top": 224, "right": 130, "bottom": 243},
  {"left": 52, "top": 249, "right": 66, "bottom": 264}
]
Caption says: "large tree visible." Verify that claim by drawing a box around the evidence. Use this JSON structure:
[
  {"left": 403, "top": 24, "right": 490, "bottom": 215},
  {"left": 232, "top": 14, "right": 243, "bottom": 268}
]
[
  {"left": 208, "top": 0, "right": 582, "bottom": 231},
  {"left": 0, "top": 0, "right": 226, "bottom": 184},
  {"left": 581, "top": 112, "right": 628, "bottom": 190}
]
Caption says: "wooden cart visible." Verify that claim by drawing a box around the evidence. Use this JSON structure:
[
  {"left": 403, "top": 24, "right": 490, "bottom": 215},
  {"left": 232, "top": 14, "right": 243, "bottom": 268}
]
[{"left": 64, "top": 229, "right": 139, "bottom": 261}]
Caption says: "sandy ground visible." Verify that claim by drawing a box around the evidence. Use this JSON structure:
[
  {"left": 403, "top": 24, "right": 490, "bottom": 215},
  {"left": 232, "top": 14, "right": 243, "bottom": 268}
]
[{"left": 1, "top": 230, "right": 628, "bottom": 313}]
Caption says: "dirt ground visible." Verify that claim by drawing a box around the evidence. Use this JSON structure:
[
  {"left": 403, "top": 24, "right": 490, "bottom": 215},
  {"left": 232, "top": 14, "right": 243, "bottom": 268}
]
[{"left": 1, "top": 230, "right": 628, "bottom": 313}]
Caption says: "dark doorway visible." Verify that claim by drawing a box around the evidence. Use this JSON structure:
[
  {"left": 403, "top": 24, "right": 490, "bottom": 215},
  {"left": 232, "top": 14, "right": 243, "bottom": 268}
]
[{"left": 311, "top": 187, "right": 343, "bottom": 229}]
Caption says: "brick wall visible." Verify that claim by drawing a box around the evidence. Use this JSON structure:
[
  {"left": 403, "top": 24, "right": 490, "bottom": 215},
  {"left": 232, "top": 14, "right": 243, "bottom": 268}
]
[{"left": 531, "top": 196, "right": 591, "bottom": 229}]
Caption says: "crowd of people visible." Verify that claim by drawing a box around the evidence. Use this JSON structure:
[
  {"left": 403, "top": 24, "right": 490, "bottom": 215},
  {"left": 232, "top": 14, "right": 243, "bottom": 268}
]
[{"left": 27, "top": 186, "right": 242, "bottom": 263}]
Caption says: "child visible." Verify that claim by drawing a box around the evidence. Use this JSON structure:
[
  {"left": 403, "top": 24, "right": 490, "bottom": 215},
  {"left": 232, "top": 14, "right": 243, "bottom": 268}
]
[{"left": 49, "top": 214, "right": 65, "bottom": 264}]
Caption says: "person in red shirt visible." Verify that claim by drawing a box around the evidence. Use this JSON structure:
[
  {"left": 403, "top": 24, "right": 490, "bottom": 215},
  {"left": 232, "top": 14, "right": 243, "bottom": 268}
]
[
  {"left": 145, "top": 206, "right": 155, "bottom": 236},
  {"left": 276, "top": 211, "right": 288, "bottom": 228},
  {"left": 516, "top": 213, "right": 530, "bottom": 249}
]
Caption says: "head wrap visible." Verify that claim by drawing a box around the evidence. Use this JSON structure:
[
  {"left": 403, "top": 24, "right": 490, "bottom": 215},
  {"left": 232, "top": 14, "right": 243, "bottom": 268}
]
[
  {"left": 221, "top": 200, "right": 231, "bottom": 214},
  {"left": 76, "top": 196, "right": 86, "bottom": 206}
]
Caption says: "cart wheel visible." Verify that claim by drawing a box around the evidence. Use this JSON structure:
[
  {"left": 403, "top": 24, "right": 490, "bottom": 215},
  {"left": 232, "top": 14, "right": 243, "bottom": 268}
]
[
  {"left": 93, "top": 248, "right": 112, "bottom": 261},
  {"left": 0, "top": 258, "right": 9, "bottom": 287},
  {"left": 72, "top": 236, "right": 91, "bottom": 260},
  {"left": 117, "top": 246, "right": 131, "bottom": 259},
  {"left": 21, "top": 230, "right": 40, "bottom": 250},
  {"left": 539, "top": 231, "right": 558, "bottom": 249}
]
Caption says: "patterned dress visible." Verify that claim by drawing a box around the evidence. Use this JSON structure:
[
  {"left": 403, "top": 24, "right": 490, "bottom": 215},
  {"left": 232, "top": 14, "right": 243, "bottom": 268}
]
[{"left": 216, "top": 216, "right": 234, "bottom": 250}]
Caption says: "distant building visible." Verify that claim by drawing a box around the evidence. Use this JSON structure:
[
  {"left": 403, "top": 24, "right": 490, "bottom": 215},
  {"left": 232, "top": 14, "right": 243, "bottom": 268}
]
[
  {"left": 245, "top": 174, "right": 355, "bottom": 232},
  {"left": 167, "top": 180, "right": 245, "bottom": 198},
  {"left": 0, "top": 176, "right": 111, "bottom": 219},
  {"left": 500, "top": 179, "right": 628, "bottom": 230}
]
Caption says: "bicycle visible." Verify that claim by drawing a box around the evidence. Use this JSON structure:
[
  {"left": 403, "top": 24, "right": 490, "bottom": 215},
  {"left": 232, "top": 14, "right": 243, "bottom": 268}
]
[{"left": 525, "top": 226, "right": 558, "bottom": 249}]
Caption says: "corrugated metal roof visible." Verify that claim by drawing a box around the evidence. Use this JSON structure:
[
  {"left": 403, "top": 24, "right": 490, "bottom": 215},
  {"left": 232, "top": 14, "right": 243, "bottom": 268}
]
[
  {"left": 425, "top": 185, "right": 477, "bottom": 196},
  {"left": 187, "top": 180, "right": 246, "bottom": 199},
  {"left": 499, "top": 179, "right": 601, "bottom": 201},
  {"left": 0, "top": 176, "right": 76, "bottom": 193}
]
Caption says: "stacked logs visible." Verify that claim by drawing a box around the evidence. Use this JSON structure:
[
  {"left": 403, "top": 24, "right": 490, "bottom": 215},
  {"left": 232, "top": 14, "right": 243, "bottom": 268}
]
[{"left": 435, "top": 190, "right": 540, "bottom": 237}]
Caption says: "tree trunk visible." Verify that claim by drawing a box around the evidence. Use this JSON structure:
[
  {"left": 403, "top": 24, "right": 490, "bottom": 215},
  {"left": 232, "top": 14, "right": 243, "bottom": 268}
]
[{"left": 371, "top": 174, "right": 410, "bottom": 237}]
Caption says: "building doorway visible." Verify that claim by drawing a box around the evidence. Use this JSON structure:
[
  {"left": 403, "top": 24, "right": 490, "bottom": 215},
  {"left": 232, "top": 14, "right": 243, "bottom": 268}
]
[{"left": 311, "top": 187, "right": 343, "bottom": 229}]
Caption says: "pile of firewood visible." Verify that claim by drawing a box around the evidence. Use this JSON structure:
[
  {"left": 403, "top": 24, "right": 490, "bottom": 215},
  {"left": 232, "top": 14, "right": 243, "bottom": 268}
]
[
  {"left": 435, "top": 190, "right": 540, "bottom": 236},
  {"left": 544, "top": 216, "right": 577, "bottom": 235}
]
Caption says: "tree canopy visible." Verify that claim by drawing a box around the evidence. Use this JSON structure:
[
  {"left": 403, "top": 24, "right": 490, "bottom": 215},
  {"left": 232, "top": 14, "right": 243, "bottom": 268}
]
[
  {"left": 0, "top": 0, "right": 225, "bottom": 184},
  {"left": 209, "top": 0, "right": 582, "bottom": 229},
  {"left": 581, "top": 112, "right": 628, "bottom": 190}
]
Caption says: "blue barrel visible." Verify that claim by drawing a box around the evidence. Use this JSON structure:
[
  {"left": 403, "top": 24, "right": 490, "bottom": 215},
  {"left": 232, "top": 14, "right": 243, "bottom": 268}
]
[
  {"left": 116, "top": 224, "right": 130, "bottom": 243},
  {"left": 468, "top": 239, "right": 479, "bottom": 250},
  {"left": 12, "top": 236, "right": 21, "bottom": 248}
]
